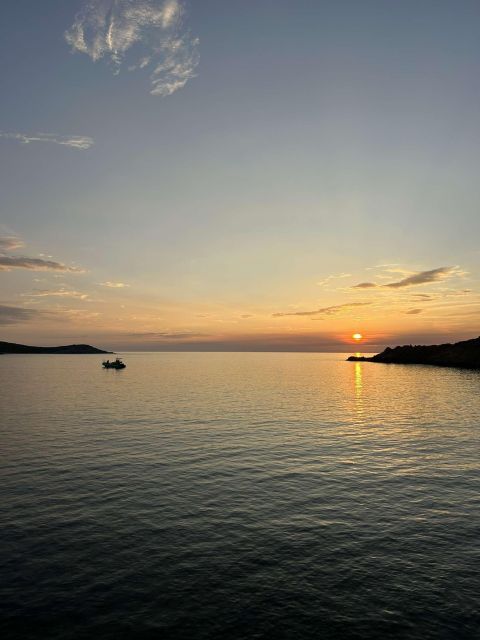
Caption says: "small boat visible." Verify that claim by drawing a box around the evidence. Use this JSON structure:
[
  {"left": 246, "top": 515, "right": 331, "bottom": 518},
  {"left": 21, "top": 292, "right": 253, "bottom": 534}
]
[{"left": 102, "top": 357, "right": 126, "bottom": 369}]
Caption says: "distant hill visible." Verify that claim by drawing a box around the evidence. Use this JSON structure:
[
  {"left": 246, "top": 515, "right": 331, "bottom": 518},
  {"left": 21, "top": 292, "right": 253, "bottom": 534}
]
[
  {"left": 348, "top": 336, "right": 480, "bottom": 369},
  {"left": 0, "top": 341, "right": 111, "bottom": 354}
]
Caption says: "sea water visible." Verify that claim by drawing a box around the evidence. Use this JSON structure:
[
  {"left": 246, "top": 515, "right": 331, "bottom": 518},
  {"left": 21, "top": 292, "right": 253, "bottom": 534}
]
[{"left": 1, "top": 353, "right": 479, "bottom": 639}]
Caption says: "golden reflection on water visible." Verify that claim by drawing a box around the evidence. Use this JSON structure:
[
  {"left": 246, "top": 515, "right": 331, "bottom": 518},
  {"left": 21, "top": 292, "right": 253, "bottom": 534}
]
[{"left": 353, "top": 361, "right": 364, "bottom": 418}]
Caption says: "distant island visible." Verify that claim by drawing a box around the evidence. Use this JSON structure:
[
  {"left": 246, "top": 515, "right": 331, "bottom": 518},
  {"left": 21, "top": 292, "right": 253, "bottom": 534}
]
[
  {"left": 0, "top": 341, "right": 111, "bottom": 354},
  {"left": 348, "top": 336, "right": 480, "bottom": 369}
]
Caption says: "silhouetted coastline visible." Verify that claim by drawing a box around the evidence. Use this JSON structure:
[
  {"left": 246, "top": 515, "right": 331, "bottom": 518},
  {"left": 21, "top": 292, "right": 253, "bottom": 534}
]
[
  {"left": 348, "top": 336, "right": 480, "bottom": 369},
  {"left": 0, "top": 341, "right": 111, "bottom": 354}
]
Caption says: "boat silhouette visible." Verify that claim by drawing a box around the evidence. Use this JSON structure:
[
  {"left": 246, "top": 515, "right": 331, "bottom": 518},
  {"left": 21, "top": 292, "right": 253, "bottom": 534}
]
[{"left": 102, "top": 358, "right": 126, "bottom": 369}]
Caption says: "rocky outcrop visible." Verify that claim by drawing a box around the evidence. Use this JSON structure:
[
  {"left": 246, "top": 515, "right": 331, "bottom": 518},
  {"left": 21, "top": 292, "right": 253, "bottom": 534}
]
[
  {"left": 347, "top": 336, "right": 480, "bottom": 369},
  {"left": 0, "top": 341, "right": 111, "bottom": 354}
]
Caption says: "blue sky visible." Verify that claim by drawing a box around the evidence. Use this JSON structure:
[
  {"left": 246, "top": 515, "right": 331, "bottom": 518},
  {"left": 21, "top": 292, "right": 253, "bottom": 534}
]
[{"left": 1, "top": 0, "right": 479, "bottom": 350}]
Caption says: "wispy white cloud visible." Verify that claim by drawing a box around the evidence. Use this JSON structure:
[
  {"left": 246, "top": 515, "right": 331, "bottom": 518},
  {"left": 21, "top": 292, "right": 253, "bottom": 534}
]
[
  {"left": 65, "top": 0, "right": 199, "bottom": 97},
  {"left": 0, "top": 132, "right": 94, "bottom": 150},
  {"left": 317, "top": 273, "right": 351, "bottom": 287},
  {"left": 97, "top": 281, "right": 130, "bottom": 288}
]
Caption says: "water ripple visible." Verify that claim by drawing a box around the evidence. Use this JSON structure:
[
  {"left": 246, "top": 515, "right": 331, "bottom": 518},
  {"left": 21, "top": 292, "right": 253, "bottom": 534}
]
[{"left": 1, "top": 353, "right": 480, "bottom": 639}]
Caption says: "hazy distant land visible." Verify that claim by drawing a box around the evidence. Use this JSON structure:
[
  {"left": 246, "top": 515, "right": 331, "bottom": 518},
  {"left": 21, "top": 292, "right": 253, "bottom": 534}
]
[
  {"left": 348, "top": 336, "right": 480, "bottom": 369},
  {"left": 0, "top": 341, "right": 111, "bottom": 354}
]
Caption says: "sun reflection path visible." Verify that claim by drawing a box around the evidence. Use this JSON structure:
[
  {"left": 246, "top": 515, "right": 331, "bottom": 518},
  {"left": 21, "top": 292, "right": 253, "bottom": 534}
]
[
  {"left": 354, "top": 361, "right": 364, "bottom": 419},
  {"left": 354, "top": 362, "right": 363, "bottom": 396}
]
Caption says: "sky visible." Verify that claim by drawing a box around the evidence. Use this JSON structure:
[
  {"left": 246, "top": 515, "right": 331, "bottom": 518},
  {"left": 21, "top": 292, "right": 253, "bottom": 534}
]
[{"left": 1, "top": 0, "right": 479, "bottom": 352}]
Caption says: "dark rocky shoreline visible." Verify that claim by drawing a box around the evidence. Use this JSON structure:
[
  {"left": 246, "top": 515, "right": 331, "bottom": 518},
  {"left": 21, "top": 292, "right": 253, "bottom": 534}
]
[
  {"left": 348, "top": 336, "right": 480, "bottom": 369},
  {"left": 0, "top": 341, "right": 111, "bottom": 354}
]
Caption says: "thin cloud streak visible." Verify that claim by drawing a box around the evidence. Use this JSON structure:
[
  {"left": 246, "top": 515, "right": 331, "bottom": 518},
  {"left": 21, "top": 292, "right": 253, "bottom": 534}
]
[
  {"left": 385, "top": 267, "right": 458, "bottom": 289},
  {"left": 98, "top": 281, "right": 130, "bottom": 288},
  {"left": 0, "top": 132, "right": 94, "bottom": 150},
  {"left": 0, "top": 236, "right": 25, "bottom": 251},
  {"left": 0, "top": 304, "right": 40, "bottom": 325},
  {"left": 317, "top": 273, "right": 351, "bottom": 287},
  {"left": 352, "top": 267, "right": 461, "bottom": 290},
  {"left": 65, "top": 0, "right": 199, "bottom": 97},
  {"left": 273, "top": 302, "right": 371, "bottom": 318},
  {"left": 25, "top": 289, "right": 90, "bottom": 300},
  {"left": 126, "top": 331, "right": 209, "bottom": 340},
  {"left": 0, "top": 257, "right": 84, "bottom": 272},
  {"left": 352, "top": 282, "right": 377, "bottom": 289}
]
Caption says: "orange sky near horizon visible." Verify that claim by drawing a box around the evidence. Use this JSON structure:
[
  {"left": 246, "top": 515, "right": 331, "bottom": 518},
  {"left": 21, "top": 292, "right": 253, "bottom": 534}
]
[
  {"left": 1, "top": 249, "right": 478, "bottom": 351},
  {"left": 1, "top": 2, "right": 480, "bottom": 351}
]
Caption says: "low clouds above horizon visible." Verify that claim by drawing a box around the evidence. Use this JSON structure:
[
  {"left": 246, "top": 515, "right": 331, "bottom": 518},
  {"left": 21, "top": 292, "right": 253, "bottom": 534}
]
[
  {"left": 0, "top": 236, "right": 84, "bottom": 272},
  {"left": 0, "top": 256, "right": 84, "bottom": 272},
  {"left": 0, "top": 132, "right": 94, "bottom": 150},
  {"left": 353, "top": 267, "right": 462, "bottom": 290},
  {"left": 273, "top": 302, "right": 371, "bottom": 318},
  {"left": 0, "top": 304, "right": 40, "bottom": 325},
  {"left": 25, "top": 288, "right": 90, "bottom": 300},
  {"left": 98, "top": 281, "right": 130, "bottom": 288},
  {"left": 0, "top": 236, "right": 24, "bottom": 251},
  {"left": 65, "top": 0, "right": 199, "bottom": 97},
  {"left": 126, "top": 331, "right": 209, "bottom": 340}
]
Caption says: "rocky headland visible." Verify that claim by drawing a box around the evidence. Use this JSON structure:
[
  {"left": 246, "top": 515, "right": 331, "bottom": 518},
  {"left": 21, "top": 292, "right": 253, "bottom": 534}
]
[
  {"left": 0, "top": 341, "right": 111, "bottom": 354},
  {"left": 347, "top": 336, "right": 480, "bottom": 369}
]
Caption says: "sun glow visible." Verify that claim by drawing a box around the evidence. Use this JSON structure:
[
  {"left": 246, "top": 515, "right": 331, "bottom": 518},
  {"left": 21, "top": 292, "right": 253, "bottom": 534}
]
[{"left": 352, "top": 333, "right": 363, "bottom": 341}]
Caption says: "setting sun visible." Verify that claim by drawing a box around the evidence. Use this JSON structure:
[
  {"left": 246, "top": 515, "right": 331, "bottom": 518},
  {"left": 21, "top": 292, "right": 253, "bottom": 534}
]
[{"left": 352, "top": 333, "right": 363, "bottom": 341}]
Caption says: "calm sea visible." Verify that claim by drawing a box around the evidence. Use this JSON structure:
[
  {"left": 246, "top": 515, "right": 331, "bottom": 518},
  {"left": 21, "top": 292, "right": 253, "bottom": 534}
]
[{"left": 1, "top": 353, "right": 479, "bottom": 639}]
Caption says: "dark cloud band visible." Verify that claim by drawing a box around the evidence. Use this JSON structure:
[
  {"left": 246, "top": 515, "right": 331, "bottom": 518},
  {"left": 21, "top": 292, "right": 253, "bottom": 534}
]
[
  {"left": 0, "top": 305, "right": 40, "bottom": 325},
  {"left": 0, "top": 256, "right": 83, "bottom": 272},
  {"left": 273, "top": 302, "right": 371, "bottom": 318},
  {"left": 352, "top": 267, "right": 458, "bottom": 290}
]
